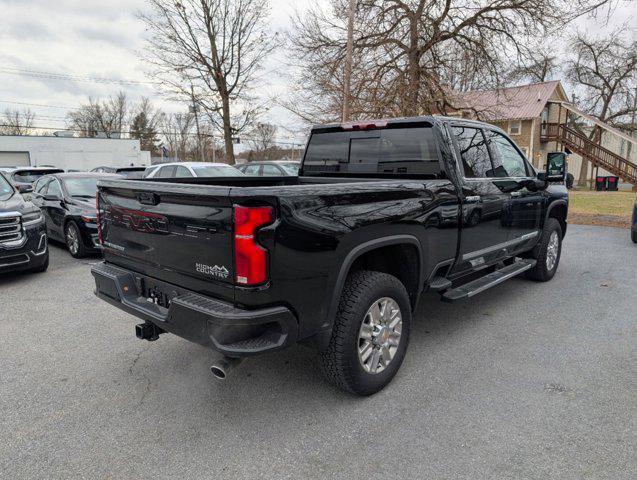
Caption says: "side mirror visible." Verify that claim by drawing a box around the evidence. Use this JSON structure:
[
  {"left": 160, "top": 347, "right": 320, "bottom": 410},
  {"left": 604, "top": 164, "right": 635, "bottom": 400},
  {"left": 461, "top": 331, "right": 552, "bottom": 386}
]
[{"left": 545, "top": 152, "right": 567, "bottom": 183}]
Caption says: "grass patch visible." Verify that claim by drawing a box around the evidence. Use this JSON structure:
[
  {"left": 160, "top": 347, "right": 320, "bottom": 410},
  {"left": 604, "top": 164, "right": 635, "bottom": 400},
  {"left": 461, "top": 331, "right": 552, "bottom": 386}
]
[
  {"left": 568, "top": 190, "right": 635, "bottom": 228},
  {"left": 569, "top": 191, "right": 635, "bottom": 217}
]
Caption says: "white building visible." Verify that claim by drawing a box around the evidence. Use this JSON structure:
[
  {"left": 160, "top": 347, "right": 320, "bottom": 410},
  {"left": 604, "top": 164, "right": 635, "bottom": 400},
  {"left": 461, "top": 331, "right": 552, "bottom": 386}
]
[{"left": 0, "top": 135, "right": 151, "bottom": 170}]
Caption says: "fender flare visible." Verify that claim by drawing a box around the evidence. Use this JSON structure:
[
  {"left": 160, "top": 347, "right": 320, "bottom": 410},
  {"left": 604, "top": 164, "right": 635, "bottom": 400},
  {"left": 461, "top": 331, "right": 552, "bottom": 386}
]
[
  {"left": 544, "top": 199, "right": 568, "bottom": 233},
  {"left": 316, "top": 235, "right": 423, "bottom": 349}
]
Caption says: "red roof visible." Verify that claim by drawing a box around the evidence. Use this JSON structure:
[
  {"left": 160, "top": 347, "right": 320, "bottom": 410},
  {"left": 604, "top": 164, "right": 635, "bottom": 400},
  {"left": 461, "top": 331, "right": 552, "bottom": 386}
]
[{"left": 452, "top": 81, "right": 563, "bottom": 121}]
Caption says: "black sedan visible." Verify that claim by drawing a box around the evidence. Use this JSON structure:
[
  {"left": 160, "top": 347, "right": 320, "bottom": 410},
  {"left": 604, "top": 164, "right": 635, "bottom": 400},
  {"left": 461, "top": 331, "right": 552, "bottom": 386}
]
[{"left": 31, "top": 173, "right": 118, "bottom": 258}]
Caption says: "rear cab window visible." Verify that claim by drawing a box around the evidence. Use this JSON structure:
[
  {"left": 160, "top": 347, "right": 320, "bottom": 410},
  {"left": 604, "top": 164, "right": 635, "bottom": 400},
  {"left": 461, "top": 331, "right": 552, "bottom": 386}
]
[{"left": 302, "top": 123, "right": 444, "bottom": 177}]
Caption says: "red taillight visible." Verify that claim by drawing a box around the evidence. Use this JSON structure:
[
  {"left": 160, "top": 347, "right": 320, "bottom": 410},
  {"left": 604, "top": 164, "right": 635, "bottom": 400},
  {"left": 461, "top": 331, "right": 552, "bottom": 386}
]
[
  {"left": 233, "top": 205, "right": 273, "bottom": 285},
  {"left": 96, "top": 191, "right": 103, "bottom": 245}
]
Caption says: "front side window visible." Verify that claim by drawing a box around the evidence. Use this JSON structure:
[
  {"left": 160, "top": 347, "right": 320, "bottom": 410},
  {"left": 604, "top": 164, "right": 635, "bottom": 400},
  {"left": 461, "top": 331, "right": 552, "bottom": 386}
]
[
  {"left": 34, "top": 178, "right": 50, "bottom": 195},
  {"left": 453, "top": 127, "right": 493, "bottom": 178},
  {"left": 487, "top": 131, "right": 530, "bottom": 178}
]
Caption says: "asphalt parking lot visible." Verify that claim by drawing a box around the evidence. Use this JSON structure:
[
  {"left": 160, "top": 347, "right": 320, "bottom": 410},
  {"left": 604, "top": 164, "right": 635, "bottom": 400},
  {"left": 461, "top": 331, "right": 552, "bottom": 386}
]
[{"left": 1, "top": 224, "right": 635, "bottom": 479}]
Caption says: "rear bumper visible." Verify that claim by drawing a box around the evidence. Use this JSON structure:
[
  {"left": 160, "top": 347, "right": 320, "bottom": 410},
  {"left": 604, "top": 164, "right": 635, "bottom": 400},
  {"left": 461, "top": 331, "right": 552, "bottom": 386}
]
[{"left": 91, "top": 262, "right": 298, "bottom": 357}]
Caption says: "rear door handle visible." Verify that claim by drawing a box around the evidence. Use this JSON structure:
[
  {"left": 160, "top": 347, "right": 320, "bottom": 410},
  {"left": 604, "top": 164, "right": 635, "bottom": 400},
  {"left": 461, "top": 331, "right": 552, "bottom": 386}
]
[{"left": 465, "top": 196, "right": 481, "bottom": 203}]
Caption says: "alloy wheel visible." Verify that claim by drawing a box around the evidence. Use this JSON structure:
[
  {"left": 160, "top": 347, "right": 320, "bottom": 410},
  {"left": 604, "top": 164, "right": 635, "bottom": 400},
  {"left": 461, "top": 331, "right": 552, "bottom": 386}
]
[{"left": 357, "top": 297, "right": 403, "bottom": 374}]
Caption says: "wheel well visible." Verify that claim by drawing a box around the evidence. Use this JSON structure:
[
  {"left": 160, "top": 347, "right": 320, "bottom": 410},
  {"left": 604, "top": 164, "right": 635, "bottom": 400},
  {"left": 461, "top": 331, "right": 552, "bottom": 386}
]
[
  {"left": 349, "top": 244, "right": 420, "bottom": 308},
  {"left": 548, "top": 204, "right": 567, "bottom": 236}
]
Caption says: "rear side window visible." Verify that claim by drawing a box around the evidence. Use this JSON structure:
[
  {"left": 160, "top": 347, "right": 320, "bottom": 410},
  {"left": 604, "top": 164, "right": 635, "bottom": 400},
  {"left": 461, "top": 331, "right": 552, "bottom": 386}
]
[
  {"left": 453, "top": 127, "right": 493, "bottom": 178},
  {"left": 158, "top": 166, "right": 176, "bottom": 178},
  {"left": 175, "top": 166, "right": 193, "bottom": 178},
  {"left": 303, "top": 126, "right": 441, "bottom": 175}
]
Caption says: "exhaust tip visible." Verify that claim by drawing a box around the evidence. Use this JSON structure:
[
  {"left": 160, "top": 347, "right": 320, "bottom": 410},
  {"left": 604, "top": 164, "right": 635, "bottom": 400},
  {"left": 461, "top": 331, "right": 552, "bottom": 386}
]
[
  {"left": 210, "top": 365, "right": 227, "bottom": 380},
  {"left": 210, "top": 356, "right": 243, "bottom": 380}
]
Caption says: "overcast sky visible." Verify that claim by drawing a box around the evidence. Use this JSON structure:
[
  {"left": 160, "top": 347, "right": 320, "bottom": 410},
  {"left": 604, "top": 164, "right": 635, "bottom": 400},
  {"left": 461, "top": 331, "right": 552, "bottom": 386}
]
[{"left": 0, "top": 0, "right": 633, "bottom": 144}]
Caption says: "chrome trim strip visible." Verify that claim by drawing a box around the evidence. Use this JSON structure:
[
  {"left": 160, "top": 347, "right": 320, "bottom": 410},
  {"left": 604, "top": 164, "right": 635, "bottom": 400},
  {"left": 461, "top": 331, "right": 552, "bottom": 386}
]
[
  {"left": 462, "top": 231, "right": 539, "bottom": 261},
  {"left": 31, "top": 234, "right": 48, "bottom": 256}
]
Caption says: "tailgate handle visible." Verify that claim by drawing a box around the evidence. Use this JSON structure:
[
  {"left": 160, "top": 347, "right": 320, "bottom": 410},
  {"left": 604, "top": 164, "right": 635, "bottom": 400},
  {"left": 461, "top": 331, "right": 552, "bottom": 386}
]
[{"left": 137, "top": 192, "right": 160, "bottom": 206}]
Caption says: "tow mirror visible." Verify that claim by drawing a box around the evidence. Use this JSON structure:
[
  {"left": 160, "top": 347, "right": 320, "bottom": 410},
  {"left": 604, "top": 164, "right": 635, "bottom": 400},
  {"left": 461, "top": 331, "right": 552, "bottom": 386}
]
[{"left": 545, "top": 152, "right": 567, "bottom": 183}]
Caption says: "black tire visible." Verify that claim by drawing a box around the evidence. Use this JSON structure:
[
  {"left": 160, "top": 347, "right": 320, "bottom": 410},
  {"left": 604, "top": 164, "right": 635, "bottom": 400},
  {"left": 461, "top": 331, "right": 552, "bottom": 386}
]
[
  {"left": 632, "top": 229, "right": 637, "bottom": 244},
  {"left": 320, "top": 270, "right": 411, "bottom": 396},
  {"left": 30, "top": 250, "right": 49, "bottom": 273},
  {"left": 65, "top": 221, "right": 87, "bottom": 258},
  {"left": 526, "top": 218, "right": 563, "bottom": 282}
]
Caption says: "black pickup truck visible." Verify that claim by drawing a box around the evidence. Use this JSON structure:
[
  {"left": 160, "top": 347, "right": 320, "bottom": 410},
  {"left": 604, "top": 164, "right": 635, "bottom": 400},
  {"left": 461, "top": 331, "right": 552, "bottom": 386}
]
[{"left": 92, "top": 116, "right": 568, "bottom": 395}]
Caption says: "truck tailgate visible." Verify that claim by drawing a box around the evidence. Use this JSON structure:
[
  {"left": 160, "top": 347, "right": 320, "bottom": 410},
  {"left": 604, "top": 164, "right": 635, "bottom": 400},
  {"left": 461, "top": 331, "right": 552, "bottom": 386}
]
[{"left": 97, "top": 179, "right": 235, "bottom": 301}]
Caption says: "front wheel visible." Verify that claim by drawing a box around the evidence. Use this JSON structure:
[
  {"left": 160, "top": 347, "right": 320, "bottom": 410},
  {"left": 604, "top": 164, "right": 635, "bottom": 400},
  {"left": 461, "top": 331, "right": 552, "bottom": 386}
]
[
  {"left": 320, "top": 270, "right": 411, "bottom": 396},
  {"left": 526, "top": 218, "right": 563, "bottom": 282}
]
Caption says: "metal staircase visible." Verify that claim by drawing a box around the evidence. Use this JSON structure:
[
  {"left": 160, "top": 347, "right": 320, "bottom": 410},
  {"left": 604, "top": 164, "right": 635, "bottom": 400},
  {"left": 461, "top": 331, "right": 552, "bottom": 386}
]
[{"left": 542, "top": 123, "right": 637, "bottom": 186}]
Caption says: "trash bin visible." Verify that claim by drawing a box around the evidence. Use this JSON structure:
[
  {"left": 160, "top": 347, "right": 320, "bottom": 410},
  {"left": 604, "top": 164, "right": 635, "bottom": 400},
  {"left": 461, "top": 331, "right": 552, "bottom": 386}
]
[
  {"left": 606, "top": 176, "right": 619, "bottom": 191},
  {"left": 595, "top": 176, "right": 606, "bottom": 191}
]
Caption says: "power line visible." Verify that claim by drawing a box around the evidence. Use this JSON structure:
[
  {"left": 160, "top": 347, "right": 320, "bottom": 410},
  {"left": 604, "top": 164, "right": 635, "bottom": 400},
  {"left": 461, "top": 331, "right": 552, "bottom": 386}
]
[
  {"left": 0, "top": 124, "right": 305, "bottom": 146},
  {"left": 0, "top": 100, "right": 73, "bottom": 110},
  {"left": 0, "top": 67, "right": 159, "bottom": 86}
]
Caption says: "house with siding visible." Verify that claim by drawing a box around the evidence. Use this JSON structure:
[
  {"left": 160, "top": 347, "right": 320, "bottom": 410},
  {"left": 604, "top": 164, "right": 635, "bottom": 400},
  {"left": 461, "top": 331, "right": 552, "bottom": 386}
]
[
  {"left": 450, "top": 80, "right": 569, "bottom": 168},
  {"left": 450, "top": 81, "right": 637, "bottom": 189}
]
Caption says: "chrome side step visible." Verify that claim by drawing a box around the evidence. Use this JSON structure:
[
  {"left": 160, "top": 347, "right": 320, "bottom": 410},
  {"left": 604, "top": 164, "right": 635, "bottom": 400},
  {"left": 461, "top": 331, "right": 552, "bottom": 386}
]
[{"left": 441, "top": 259, "right": 536, "bottom": 303}]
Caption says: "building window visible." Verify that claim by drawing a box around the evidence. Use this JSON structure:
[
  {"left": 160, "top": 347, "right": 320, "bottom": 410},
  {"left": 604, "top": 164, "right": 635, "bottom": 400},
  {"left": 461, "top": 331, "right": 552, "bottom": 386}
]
[{"left": 508, "top": 120, "right": 522, "bottom": 135}]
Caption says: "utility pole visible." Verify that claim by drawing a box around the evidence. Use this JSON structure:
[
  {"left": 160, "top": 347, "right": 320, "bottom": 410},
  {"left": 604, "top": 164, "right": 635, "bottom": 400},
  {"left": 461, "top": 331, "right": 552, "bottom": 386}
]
[
  {"left": 342, "top": 0, "right": 356, "bottom": 123},
  {"left": 190, "top": 84, "right": 204, "bottom": 161}
]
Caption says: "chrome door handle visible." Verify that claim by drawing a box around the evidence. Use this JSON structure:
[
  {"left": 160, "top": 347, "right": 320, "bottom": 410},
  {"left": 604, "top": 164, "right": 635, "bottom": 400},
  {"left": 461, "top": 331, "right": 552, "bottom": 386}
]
[
  {"left": 465, "top": 196, "right": 481, "bottom": 203},
  {"left": 511, "top": 191, "right": 522, "bottom": 197}
]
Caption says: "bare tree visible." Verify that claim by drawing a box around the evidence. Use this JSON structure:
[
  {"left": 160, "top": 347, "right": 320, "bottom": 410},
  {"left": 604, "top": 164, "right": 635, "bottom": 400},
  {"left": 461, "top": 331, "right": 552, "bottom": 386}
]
[
  {"left": 246, "top": 122, "right": 277, "bottom": 159},
  {"left": 162, "top": 112, "right": 195, "bottom": 161},
  {"left": 287, "top": 0, "right": 616, "bottom": 123},
  {"left": 67, "top": 91, "right": 130, "bottom": 138},
  {"left": 0, "top": 108, "right": 35, "bottom": 135},
  {"left": 508, "top": 46, "right": 559, "bottom": 84},
  {"left": 139, "top": 0, "right": 278, "bottom": 164},
  {"left": 566, "top": 29, "right": 637, "bottom": 185}
]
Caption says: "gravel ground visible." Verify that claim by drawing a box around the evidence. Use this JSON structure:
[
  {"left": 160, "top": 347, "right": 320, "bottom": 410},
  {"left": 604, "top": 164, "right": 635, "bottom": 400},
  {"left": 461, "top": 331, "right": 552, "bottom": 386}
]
[{"left": 1, "top": 225, "right": 635, "bottom": 480}]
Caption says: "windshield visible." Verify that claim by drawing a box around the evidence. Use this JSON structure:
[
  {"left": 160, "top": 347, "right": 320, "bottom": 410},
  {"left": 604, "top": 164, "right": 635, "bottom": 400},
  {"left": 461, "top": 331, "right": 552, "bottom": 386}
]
[
  {"left": 279, "top": 163, "right": 300, "bottom": 175},
  {"left": 190, "top": 165, "right": 243, "bottom": 177},
  {"left": 0, "top": 174, "right": 14, "bottom": 200},
  {"left": 13, "top": 170, "right": 63, "bottom": 183},
  {"left": 63, "top": 177, "right": 99, "bottom": 198}
]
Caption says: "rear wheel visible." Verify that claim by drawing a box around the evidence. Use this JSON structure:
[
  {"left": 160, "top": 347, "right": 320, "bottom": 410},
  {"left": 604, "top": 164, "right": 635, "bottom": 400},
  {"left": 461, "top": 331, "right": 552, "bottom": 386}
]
[
  {"left": 65, "top": 221, "right": 87, "bottom": 258},
  {"left": 526, "top": 218, "right": 562, "bottom": 282},
  {"left": 320, "top": 270, "right": 411, "bottom": 396}
]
